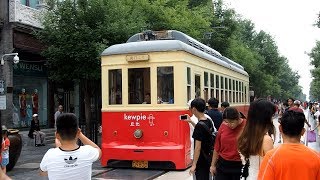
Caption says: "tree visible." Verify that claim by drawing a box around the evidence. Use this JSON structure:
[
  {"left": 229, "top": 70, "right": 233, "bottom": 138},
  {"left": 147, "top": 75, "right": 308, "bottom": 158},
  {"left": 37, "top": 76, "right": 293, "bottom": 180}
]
[{"left": 37, "top": 0, "right": 109, "bottom": 135}]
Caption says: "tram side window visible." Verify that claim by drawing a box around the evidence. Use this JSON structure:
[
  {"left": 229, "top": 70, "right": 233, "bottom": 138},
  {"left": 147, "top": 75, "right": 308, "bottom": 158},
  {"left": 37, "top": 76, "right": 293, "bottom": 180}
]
[
  {"left": 195, "top": 75, "right": 201, "bottom": 98},
  {"left": 204, "top": 72, "right": 209, "bottom": 101},
  {"left": 187, "top": 67, "right": 191, "bottom": 101},
  {"left": 128, "top": 68, "right": 150, "bottom": 104},
  {"left": 216, "top": 75, "right": 219, "bottom": 101},
  {"left": 109, "top": 69, "right": 122, "bottom": 105},
  {"left": 158, "top": 66, "right": 174, "bottom": 104},
  {"left": 210, "top": 73, "right": 214, "bottom": 99}
]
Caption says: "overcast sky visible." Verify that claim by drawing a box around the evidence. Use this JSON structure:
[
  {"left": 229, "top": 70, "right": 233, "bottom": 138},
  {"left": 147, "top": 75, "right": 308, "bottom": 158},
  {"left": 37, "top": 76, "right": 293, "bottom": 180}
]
[{"left": 224, "top": 0, "right": 320, "bottom": 99}]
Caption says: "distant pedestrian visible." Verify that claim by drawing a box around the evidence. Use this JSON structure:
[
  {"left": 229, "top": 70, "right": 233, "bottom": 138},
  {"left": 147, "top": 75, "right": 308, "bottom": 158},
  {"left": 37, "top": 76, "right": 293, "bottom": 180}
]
[
  {"left": 188, "top": 98, "right": 215, "bottom": 180},
  {"left": 258, "top": 109, "right": 320, "bottom": 180},
  {"left": 28, "top": 114, "right": 46, "bottom": 146},
  {"left": 220, "top": 101, "right": 230, "bottom": 113},
  {"left": 210, "top": 107, "right": 246, "bottom": 180},
  {"left": 1, "top": 126, "right": 10, "bottom": 174},
  {"left": 39, "top": 113, "right": 101, "bottom": 180},
  {"left": 54, "top": 105, "right": 63, "bottom": 128},
  {"left": 206, "top": 98, "right": 223, "bottom": 130},
  {"left": 238, "top": 99, "right": 276, "bottom": 180}
]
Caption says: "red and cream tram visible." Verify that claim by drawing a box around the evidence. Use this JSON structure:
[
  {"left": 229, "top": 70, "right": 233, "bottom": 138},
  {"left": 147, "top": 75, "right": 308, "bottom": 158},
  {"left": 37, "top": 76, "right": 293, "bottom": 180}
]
[{"left": 100, "top": 30, "right": 250, "bottom": 169}]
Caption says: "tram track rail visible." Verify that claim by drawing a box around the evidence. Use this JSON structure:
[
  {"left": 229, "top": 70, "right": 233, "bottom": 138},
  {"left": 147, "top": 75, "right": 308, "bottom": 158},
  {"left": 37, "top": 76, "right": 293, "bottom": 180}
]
[{"left": 92, "top": 168, "right": 167, "bottom": 180}]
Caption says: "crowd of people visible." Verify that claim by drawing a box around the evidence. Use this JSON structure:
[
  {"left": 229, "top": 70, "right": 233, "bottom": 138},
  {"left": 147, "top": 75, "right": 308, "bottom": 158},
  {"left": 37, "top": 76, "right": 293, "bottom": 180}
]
[
  {"left": 186, "top": 97, "right": 320, "bottom": 180},
  {"left": 1, "top": 98, "right": 320, "bottom": 180}
]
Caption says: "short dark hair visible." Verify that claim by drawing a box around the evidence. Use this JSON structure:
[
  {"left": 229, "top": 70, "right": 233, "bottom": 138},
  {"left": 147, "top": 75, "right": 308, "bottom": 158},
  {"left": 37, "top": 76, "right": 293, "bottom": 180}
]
[
  {"left": 281, "top": 110, "right": 305, "bottom": 137},
  {"left": 56, "top": 113, "right": 79, "bottom": 141},
  {"left": 223, "top": 107, "right": 239, "bottom": 120},
  {"left": 208, "top": 98, "right": 219, "bottom": 108},
  {"left": 191, "top": 98, "right": 206, "bottom": 113},
  {"left": 221, "top": 101, "right": 230, "bottom": 108}
]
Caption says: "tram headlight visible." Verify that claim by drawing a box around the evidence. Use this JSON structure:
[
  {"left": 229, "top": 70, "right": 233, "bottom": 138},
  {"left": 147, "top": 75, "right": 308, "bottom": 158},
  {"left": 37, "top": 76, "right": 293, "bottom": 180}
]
[{"left": 134, "top": 129, "right": 143, "bottom": 139}]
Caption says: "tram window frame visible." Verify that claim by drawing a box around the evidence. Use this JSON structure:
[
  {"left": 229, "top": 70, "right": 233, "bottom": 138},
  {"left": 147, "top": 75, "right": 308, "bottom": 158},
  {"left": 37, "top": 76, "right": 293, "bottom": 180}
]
[
  {"left": 210, "top": 73, "right": 214, "bottom": 88},
  {"left": 229, "top": 79, "right": 232, "bottom": 103},
  {"left": 157, "top": 66, "right": 174, "bottom": 104},
  {"left": 210, "top": 73, "right": 215, "bottom": 98},
  {"left": 128, "top": 67, "right": 151, "bottom": 104},
  {"left": 215, "top": 75, "right": 219, "bottom": 101},
  {"left": 245, "top": 85, "right": 247, "bottom": 103},
  {"left": 187, "top": 67, "right": 191, "bottom": 85},
  {"left": 216, "top": 75, "right": 220, "bottom": 89},
  {"left": 195, "top": 74, "right": 201, "bottom": 98},
  {"left": 204, "top": 72, "right": 209, "bottom": 101},
  {"left": 225, "top": 78, "right": 228, "bottom": 90},
  {"left": 108, "top": 69, "right": 122, "bottom": 105},
  {"left": 204, "top": 72, "right": 209, "bottom": 87},
  {"left": 220, "top": 76, "right": 224, "bottom": 89},
  {"left": 187, "top": 67, "right": 191, "bottom": 101}
]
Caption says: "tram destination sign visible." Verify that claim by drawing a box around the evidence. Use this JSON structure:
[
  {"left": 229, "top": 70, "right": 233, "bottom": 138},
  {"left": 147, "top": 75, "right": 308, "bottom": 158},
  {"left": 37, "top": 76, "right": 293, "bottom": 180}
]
[{"left": 126, "top": 54, "right": 149, "bottom": 62}]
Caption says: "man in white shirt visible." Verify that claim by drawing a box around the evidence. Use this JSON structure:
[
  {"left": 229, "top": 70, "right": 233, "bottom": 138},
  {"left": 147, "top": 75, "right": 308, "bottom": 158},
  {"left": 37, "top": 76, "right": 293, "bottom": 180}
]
[{"left": 40, "top": 113, "right": 101, "bottom": 180}]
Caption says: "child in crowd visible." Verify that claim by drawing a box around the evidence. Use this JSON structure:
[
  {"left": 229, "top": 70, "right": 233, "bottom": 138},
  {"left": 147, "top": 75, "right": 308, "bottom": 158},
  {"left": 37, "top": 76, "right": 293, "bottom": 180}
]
[
  {"left": 1, "top": 126, "right": 10, "bottom": 174},
  {"left": 39, "top": 113, "right": 101, "bottom": 180}
]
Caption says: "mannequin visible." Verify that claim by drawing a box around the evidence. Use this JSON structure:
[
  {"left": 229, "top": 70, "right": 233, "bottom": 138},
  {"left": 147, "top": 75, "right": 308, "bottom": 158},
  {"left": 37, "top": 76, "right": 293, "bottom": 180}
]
[
  {"left": 32, "top": 89, "right": 39, "bottom": 114},
  {"left": 19, "top": 88, "right": 27, "bottom": 127}
]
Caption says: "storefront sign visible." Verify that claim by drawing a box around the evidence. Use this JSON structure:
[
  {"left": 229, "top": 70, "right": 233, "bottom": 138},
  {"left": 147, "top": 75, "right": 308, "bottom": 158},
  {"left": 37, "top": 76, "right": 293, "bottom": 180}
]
[
  {"left": 0, "top": 95, "right": 6, "bottom": 110},
  {"left": 13, "top": 61, "right": 47, "bottom": 77}
]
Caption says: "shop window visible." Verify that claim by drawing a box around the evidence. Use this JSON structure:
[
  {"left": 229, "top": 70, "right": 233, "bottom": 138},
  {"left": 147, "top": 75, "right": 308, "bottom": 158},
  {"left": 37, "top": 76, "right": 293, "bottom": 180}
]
[
  {"left": 128, "top": 68, "right": 150, "bottom": 104},
  {"left": 13, "top": 79, "right": 47, "bottom": 128},
  {"left": 20, "top": 0, "right": 39, "bottom": 9},
  {"left": 158, "top": 67, "right": 174, "bottom": 104},
  {"left": 109, "top": 69, "right": 122, "bottom": 105}
]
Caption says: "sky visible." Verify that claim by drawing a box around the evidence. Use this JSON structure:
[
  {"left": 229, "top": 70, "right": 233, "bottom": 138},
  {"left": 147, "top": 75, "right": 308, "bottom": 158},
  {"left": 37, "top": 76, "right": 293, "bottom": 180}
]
[{"left": 224, "top": 0, "right": 320, "bottom": 99}]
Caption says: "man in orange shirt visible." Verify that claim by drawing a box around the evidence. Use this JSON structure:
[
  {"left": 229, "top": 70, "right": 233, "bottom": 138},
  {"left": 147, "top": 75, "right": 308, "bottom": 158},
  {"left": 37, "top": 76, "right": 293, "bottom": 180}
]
[{"left": 258, "top": 109, "right": 320, "bottom": 180}]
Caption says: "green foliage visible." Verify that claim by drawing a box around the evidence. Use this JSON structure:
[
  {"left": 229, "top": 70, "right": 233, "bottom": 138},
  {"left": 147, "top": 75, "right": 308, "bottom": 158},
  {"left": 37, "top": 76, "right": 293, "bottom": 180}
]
[
  {"left": 37, "top": 0, "right": 304, "bottom": 102},
  {"left": 37, "top": 0, "right": 108, "bottom": 81}
]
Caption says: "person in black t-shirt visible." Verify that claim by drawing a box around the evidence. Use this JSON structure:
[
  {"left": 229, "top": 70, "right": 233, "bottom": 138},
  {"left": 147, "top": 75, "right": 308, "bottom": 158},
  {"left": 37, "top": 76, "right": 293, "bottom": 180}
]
[
  {"left": 207, "top": 98, "right": 223, "bottom": 130},
  {"left": 188, "top": 98, "right": 214, "bottom": 180}
]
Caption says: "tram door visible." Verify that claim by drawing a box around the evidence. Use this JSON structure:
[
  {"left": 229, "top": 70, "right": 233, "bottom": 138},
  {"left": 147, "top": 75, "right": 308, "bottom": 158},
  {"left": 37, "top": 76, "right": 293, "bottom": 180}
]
[{"left": 195, "top": 75, "right": 201, "bottom": 98}]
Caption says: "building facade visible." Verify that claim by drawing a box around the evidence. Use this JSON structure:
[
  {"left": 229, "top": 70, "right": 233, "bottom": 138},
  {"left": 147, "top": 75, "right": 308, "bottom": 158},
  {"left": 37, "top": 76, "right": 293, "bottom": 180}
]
[{"left": 0, "top": 0, "right": 80, "bottom": 129}]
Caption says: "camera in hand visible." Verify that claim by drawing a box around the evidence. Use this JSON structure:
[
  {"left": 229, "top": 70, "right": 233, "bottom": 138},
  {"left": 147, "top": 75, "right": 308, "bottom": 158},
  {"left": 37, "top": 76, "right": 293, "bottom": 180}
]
[{"left": 180, "top": 115, "right": 188, "bottom": 120}]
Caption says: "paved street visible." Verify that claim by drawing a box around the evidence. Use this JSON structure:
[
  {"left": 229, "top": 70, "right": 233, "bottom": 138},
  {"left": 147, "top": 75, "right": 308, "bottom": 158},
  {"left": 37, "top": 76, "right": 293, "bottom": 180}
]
[{"left": 6, "top": 109, "right": 320, "bottom": 180}]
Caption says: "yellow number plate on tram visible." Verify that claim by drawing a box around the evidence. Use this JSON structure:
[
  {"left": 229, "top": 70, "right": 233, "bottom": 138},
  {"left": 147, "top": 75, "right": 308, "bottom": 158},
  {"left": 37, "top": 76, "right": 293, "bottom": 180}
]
[{"left": 132, "top": 160, "right": 148, "bottom": 168}]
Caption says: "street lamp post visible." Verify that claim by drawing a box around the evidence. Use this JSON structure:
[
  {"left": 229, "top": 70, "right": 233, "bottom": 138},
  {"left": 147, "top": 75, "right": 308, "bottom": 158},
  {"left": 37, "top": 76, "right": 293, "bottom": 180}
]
[{"left": 0, "top": 53, "right": 20, "bottom": 126}]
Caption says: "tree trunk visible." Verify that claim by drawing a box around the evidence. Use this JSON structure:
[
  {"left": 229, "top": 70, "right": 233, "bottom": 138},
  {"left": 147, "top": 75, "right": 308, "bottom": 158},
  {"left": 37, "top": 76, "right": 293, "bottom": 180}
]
[{"left": 83, "top": 79, "right": 92, "bottom": 138}]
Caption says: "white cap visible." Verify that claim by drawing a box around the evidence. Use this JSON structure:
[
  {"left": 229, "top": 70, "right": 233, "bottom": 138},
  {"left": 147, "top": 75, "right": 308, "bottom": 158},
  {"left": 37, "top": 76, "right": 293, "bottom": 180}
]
[
  {"left": 187, "top": 99, "right": 194, "bottom": 107},
  {"left": 294, "top": 100, "right": 301, "bottom": 105},
  {"left": 32, "top": 114, "right": 38, "bottom": 117}
]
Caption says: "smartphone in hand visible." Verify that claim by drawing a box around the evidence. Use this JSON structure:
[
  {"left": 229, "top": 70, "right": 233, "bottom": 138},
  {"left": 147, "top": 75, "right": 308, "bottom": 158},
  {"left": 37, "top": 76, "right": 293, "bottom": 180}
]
[{"left": 180, "top": 115, "right": 188, "bottom": 120}]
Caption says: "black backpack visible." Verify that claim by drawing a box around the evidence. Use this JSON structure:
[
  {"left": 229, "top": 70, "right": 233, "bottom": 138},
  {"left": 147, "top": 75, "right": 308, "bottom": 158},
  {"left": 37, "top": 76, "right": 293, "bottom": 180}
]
[{"left": 198, "top": 120, "right": 217, "bottom": 165}]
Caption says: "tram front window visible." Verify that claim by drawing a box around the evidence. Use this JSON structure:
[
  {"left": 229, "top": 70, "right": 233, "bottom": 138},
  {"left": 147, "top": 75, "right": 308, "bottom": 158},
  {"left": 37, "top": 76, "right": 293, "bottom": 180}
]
[
  {"left": 128, "top": 68, "right": 151, "bottom": 104},
  {"left": 157, "top": 66, "right": 174, "bottom": 104}
]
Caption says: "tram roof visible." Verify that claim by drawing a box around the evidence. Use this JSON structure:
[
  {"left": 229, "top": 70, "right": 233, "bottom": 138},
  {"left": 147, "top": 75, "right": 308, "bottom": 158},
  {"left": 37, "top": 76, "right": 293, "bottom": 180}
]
[{"left": 101, "top": 40, "right": 248, "bottom": 76}]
